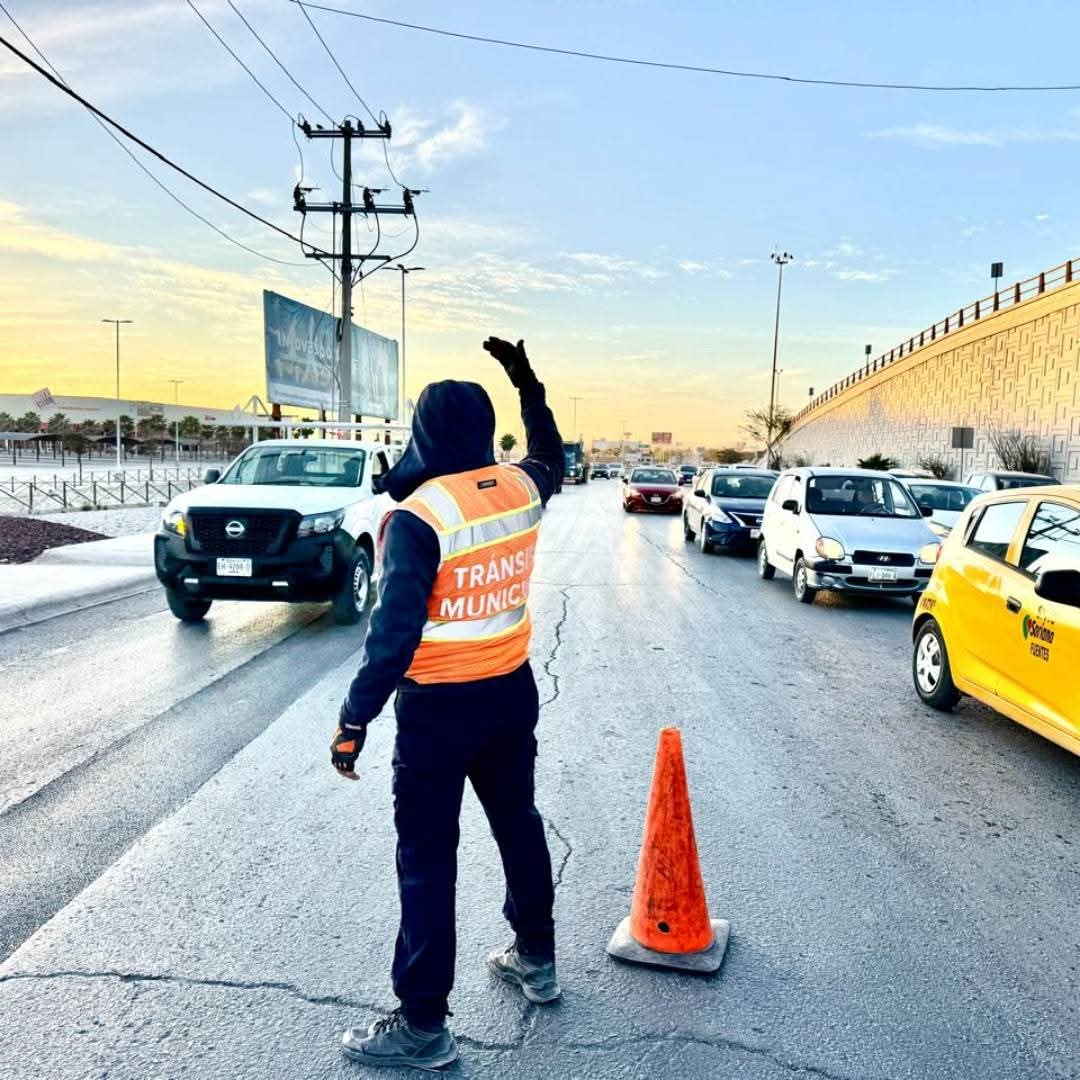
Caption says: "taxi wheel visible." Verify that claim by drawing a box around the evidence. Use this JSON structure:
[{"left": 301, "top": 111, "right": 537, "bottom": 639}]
[
  {"left": 793, "top": 557, "right": 817, "bottom": 604},
  {"left": 757, "top": 539, "right": 775, "bottom": 580},
  {"left": 683, "top": 514, "right": 695, "bottom": 541},
  {"left": 913, "top": 618, "right": 960, "bottom": 710},
  {"left": 333, "top": 548, "right": 373, "bottom": 625}
]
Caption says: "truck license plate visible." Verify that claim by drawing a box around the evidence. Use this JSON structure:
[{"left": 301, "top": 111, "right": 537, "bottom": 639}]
[
  {"left": 216, "top": 557, "right": 252, "bottom": 577},
  {"left": 868, "top": 567, "right": 897, "bottom": 582}
]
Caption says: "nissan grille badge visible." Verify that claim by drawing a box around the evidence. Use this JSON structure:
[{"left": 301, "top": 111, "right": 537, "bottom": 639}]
[{"left": 225, "top": 519, "right": 246, "bottom": 539}]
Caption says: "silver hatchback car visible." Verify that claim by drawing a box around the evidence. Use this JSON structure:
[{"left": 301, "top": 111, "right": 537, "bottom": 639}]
[{"left": 758, "top": 467, "right": 942, "bottom": 604}]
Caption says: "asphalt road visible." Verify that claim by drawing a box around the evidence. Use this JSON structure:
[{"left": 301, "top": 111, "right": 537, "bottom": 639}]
[{"left": 0, "top": 482, "right": 1077, "bottom": 1080}]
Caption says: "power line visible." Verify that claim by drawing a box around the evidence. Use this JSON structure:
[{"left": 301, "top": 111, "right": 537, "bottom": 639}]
[
  {"left": 185, "top": 0, "right": 292, "bottom": 121},
  {"left": 296, "top": 2, "right": 1080, "bottom": 94},
  {"left": 294, "top": 1, "right": 380, "bottom": 125},
  {"left": 226, "top": 0, "right": 334, "bottom": 125},
  {"left": 0, "top": 1, "right": 309, "bottom": 267},
  {"left": 0, "top": 31, "right": 331, "bottom": 256}
]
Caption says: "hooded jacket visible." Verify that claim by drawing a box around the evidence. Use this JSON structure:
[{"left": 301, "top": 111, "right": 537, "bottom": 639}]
[{"left": 341, "top": 374, "right": 563, "bottom": 726}]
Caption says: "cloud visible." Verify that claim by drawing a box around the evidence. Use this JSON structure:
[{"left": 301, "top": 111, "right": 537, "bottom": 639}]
[
  {"left": 678, "top": 260, "right": 708, "bottom": 274},
  {"left": 565, "top": 252, "right": 666, "bottom": 281},
  {"left": 385, "top": 102, "right": 501, "bottom": 173},
  {"left": 831, "top": 268, "right": 895, "bottom": 283},
  {"left": 824, "top": 241, "right": 861, "bottom": 258},
  {"left": 872, "top": 122, "right": 1080, "bottom": 147},
  {"left": 1035, "top": 213, "right": 1051, "bottom": 223},
  {"left": 245, "top": 189, "right": 277, "bottom": 207}
]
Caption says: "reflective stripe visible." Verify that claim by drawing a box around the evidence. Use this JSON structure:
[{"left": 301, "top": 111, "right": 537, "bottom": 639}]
[
  {"left": 442, "top": 506, "right": 542, "bottom": 558},
  {"left": 414, "top": 482, "right": 465, "bottom": 530},
  {"left": 421, "top": 606, "right": 527, "bottom": 642}
]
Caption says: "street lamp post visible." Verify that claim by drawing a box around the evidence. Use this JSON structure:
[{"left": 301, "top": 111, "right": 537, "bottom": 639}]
[
  {"left": 102, "top": 319, "right": 132, "bottom": 470},
  {"left": 569, "top": 396, "right": 584, "bottom": 439},
  {"left": 767, "top": 253, "right": 793, "bottom": 468},
  {"left": 380, "top": 263, "right": 425, "bottom": 422},
  {"left": 168, "top": 378, "right": 184, "bottom": 464}
]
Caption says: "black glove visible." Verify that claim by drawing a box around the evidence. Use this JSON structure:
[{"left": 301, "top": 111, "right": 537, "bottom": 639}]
[
  {"left": 483, "top": 337, "right": 537, "bottom": 390},
  {"left": 331, "top": 721, "right": 366, "bottom": 780}
]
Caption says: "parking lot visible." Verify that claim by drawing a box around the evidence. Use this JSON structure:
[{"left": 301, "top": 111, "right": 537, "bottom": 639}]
[{"left": 1, "top": 481, "right": 1078, "bottom": 1079}]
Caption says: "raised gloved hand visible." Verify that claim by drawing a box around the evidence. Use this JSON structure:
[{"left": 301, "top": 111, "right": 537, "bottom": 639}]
[
  {"left": 483, "top": 337, "right": 537, "bottom": 390},
  {"left": 331, "top": 721, "right": 367, "bottom": 780}
]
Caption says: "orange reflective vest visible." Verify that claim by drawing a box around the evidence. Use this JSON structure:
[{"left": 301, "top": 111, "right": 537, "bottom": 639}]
[{"left": 385, "top": 464, "right": 542, "bottom": 684}]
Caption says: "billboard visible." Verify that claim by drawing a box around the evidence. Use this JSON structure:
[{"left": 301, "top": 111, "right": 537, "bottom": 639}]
[
  {"left": 263, "top": 290, "right": 399, "bottom": 418},
  {"left": 651, "top": 431, "right": 673, "bottom": 445}
]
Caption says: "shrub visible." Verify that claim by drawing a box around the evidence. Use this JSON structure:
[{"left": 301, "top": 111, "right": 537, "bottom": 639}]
[
  {"left": 987, "top": 426, "right": 1050, "bottom": 474},
  {"left": 856, "top": 453, "right": 898, "bottom": 471},
  {"left": 916, "top": 454, "right": 954, "bottom": 480}
]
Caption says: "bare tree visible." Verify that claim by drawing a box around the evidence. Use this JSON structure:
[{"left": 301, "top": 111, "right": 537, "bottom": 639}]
[
  {"left": 916, "top": 454, "right": 954, "bottom": 480},
  {"left": 742, "top": 406, "right": 793, "bottom": 468},
  {"left": 987, "top": 425, "right": 1050, "bottom": 474}
]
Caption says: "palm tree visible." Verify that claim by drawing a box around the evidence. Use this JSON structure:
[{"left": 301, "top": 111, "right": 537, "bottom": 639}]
[
  {"left": 118, "top": 414, "right": 135, "bottom": 437},
  {"left": 499, "top": 433, "right": 518, "bottom": 460},
  {"left": 18, "top": 411, "right": 40, "bottom": 433},
  {"left": 46, "top": 412, "right": 69, "bottom": 433},
  {"left": 0, "top": 411, "right": 14, "bottom": 432}
]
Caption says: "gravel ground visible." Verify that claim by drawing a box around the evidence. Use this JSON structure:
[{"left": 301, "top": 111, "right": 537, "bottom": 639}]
[
  {"left": 0, "top": 517, "right": 106, "bottom": 564},
  {"left": 36, "top": 507, "right": 163, "bottom": 537}
]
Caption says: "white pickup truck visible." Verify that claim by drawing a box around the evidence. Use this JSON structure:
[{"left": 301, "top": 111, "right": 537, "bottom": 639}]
[{"left": 154, "top": 439, "right": 392, "bottom": 624}]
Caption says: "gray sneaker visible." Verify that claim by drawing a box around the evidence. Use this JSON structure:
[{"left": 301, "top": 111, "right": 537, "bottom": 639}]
[
  {"left": 487, "top": 943, "right": 562, "bottom": 1004},
  {"left": 341, "top": 1009, "right": 459, "bottom": 1071}
]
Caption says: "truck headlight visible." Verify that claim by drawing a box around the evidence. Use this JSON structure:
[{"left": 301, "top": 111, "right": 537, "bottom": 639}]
[
  {"left": 162, "top": 508, "right": 186, "bottom": 536},
  {"left": 815, "top": 536, "right": 845, "bottom": 560},
  {"left": 919, "top": 542, "right": 942, "bottom": 565},
  {"left": 297, "top": 509, "right": 345, "bottom": 537}
]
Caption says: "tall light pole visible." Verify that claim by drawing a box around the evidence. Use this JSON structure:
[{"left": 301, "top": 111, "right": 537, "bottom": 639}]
[
  {"left": 102, "top": 318, "right": 132, "bottom": 469},
  {"left": 168, "top": 378, "right": 184, "bottom": 463},
  {"left": 569, "top": 396, "right": 584, "bottom": 439},
  {"left": 767, "top": 252, "right": 793, "bottom": 467},
  {"left": 380, "top": 263, "right": 425, "bottom": 421}
]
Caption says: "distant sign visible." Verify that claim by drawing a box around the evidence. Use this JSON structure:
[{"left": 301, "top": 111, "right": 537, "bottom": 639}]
[
  {"left": 951, "top": 426, "right": 975, "bottom": 450},
  {"left": 31, "top": 387, "right": 55, "bottom": 410},
  {"left": 651, "top": 431, "right": 673, "bottom": 445},
  {"left": 263, "top": 290, "right": 399, "bottom": 418}
]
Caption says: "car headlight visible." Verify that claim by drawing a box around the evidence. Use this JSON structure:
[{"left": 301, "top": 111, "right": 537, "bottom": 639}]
[
  {"left": 815, "top": 536, "right": 845, "bottom": 560},
  {"left": 297, "top": 509, "right": 345, "bottom": 537},
  {"left": 706, "top": 508, "right": 733, "bottom": 524},
  {"left": 919, "top": 542, "right": 942, "bottom": 564},
  {"left": 162, "top": 508, "right": 186, "bottom": 536}
]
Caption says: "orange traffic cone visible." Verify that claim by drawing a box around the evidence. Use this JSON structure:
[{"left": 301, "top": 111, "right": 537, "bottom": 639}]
[{"left": 606, "top": 727, "right": 729, "bottom": 972}]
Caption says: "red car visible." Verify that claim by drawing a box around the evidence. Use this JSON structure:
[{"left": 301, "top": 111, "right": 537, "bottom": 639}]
[{"left": 622, "top": 467, "right": 683, "bottom": 513}]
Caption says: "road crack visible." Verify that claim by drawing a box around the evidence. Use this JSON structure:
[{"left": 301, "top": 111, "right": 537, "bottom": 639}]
[{"left": 539, "top": 586, "right": 570, "bottom": 708}]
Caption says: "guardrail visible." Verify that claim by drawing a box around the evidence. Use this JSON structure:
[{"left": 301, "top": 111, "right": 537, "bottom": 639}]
[
  {"left": 0, "top": 476, "right": 203, "bottom": 514},
  {"left": 792, "top": 257, "right": 1080, "bottom": 427},
  {"left": 0, "top": 463, "right": 225, "bottom": 487}
]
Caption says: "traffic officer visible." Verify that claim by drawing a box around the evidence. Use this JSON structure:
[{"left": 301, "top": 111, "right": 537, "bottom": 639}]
[{"left": 331, "top": 338, "right": 565, "bottom": 1070}]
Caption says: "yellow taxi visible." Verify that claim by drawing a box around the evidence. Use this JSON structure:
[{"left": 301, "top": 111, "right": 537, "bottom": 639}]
[{"left": 912, "top": 484, "right": 1080, "bottom": 757}]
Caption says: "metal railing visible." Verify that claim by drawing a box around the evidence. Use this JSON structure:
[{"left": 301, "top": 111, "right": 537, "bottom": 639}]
[
  {"left": 0, "top": 476, "right": 203, "bottom": 514},
  {"left": 791, "top": 257, "right": 1080, "bottom": 428}
]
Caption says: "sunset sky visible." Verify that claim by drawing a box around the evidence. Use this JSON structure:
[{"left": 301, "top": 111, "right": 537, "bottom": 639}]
[{"left": 3, "top": 0, "right": 1080, "bottom": 447}]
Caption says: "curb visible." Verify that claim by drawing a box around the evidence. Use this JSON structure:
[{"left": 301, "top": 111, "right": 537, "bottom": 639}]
[{"left": 0, "top": 573, "right": 159, "bottom": 636}]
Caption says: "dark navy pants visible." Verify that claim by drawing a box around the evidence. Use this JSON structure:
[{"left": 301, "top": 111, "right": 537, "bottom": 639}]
[{"left": 390, "top": 661, "right": 556, "bottom": 1027}]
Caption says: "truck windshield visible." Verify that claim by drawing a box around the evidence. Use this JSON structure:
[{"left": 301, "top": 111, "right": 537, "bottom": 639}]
[
  {"left": 223, "top": 446, "right": 367, "bottom": 487},
  {"left": 806, "top": 475, "right": 919, "bottom": 518}
]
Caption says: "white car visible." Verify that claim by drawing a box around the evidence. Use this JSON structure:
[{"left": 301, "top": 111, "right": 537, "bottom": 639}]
[
  {"left": 757, "top": 467, "right": 941, "bottom": 604},
  {"left": 154, "top": 439, "right": 392, "bottom": 623},
  {"left": 900, "top": 478, "right": 981, "bottom": 538}
]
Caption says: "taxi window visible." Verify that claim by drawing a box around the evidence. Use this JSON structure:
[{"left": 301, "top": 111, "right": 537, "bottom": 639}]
[
  {"left": 967, "top": 501, "right": 1026, "bottom": 562},
  {"left": 1020, "top": 502, "right": 1080, "bottom": 574}
]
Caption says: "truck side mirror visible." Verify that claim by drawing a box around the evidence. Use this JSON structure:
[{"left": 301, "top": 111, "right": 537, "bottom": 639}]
[
  {"left": 1034, "top": 568, "right": 1080, "bottom": 608},
  {"left": 203, "top": 468, "right": 221, "bottom": 484}
]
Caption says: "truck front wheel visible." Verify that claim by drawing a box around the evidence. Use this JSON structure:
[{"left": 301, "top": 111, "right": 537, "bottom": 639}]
[
  {"left": 165, "top": 588, "right": 212, "bottom": 622},
  {"left": 333, "top": 547, "right": 373, "bottom": 625}
]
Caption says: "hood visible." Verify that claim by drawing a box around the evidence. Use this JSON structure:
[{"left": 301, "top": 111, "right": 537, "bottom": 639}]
[
  {"left": 379, "top": 380, "right": 496, "bottom": 502},
  {"left": 808, "top": 513, "right": 938, "bottom": 552},
  {"left": 170, "top": 484, "right": 355, "bottom": 516},
  {"left": 712, "top": 495, "right": 768, "bottom": 512}
]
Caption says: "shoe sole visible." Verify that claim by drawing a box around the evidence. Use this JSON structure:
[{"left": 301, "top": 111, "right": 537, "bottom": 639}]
[
  {"left": 488, "top": 960, "right": 562, "bottom": 1004},
  {"left": 341, "top": 1042, "right": 459, "bottom": 1071}
]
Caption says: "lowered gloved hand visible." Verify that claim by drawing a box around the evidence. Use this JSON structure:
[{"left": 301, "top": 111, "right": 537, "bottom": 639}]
[
  {"left": 331, "top": 717, "right": 367, "bottom": 781},
  {"left": 483, "top": 337, "right": 537, "bottom": 390}
]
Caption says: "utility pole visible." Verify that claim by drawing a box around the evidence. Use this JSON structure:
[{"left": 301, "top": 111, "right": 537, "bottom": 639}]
[
  {"left": 767, "top": 252, "right": 793, "bottom": 468},
  {"left": 102, "top": 318, "right": 132, "bottom": 469},
  {"left": 380, "top": 263, "right": 425, "bottom": 421},
  {"left": 569, "top": 396, "right": 584, "bottom": 439},
  {"left": 295, "top": 118, "right": 416, "bottom": 430},
  {"left": 169, "top": 378, "right": 184, "bottom": 463}
]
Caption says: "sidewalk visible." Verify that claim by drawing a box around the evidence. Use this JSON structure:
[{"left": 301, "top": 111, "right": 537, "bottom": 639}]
[{"left": 0, "top": 532, "right": 156, "bottom": 633}]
